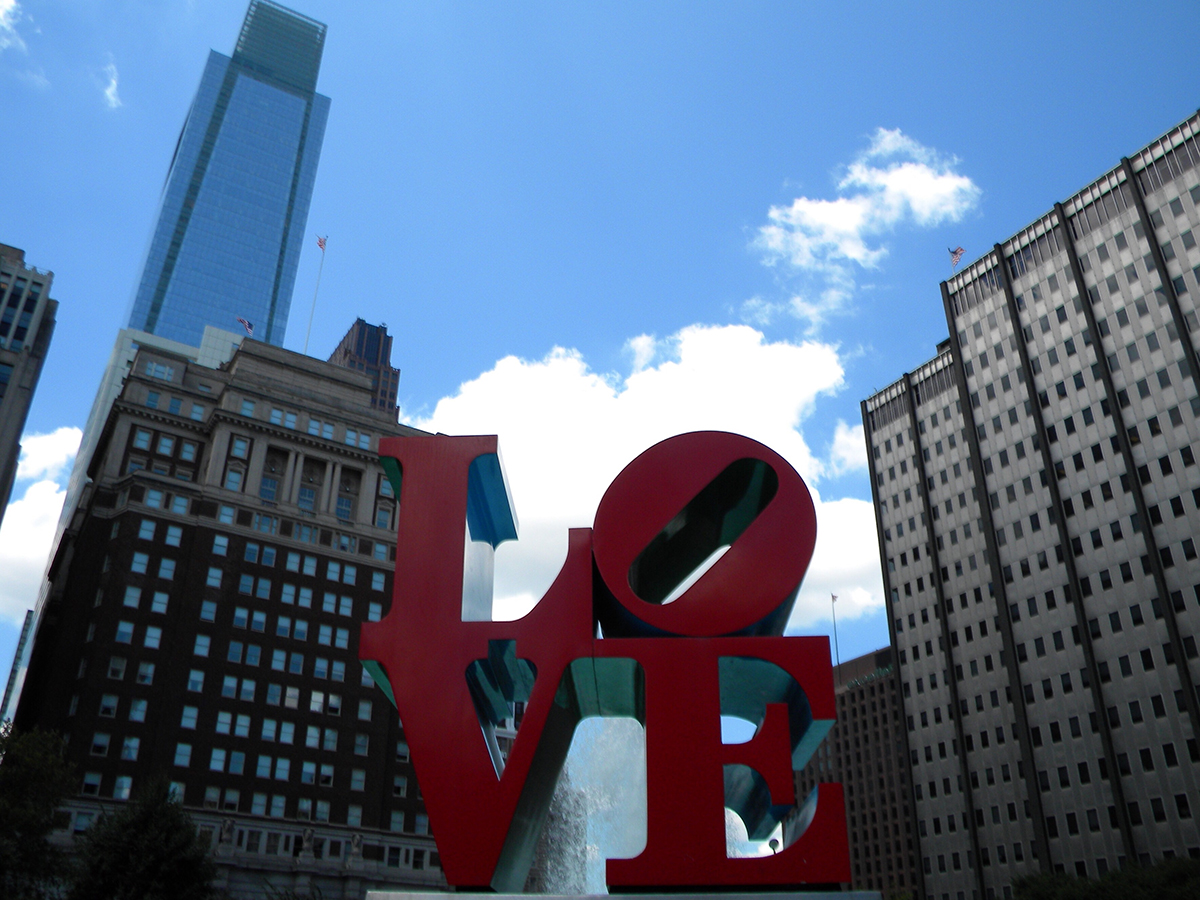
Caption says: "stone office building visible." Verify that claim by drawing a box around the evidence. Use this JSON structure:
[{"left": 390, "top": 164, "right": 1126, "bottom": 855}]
[
  {"left": 794, "top": 647, "right": 921, "bottom": 899},
  {"left": 863, "top": 109, "right": 1200, "bottom": 900},
  {"left": 0, "top": 243, "right": 57, "bottom": 529},
  {"left": 14, "top": 338, "right": 442, "bottom": 898}
]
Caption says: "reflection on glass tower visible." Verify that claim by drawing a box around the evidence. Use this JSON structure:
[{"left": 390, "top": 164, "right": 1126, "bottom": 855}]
[{"left": 127, "top": 0, "right": 329, "bottom": 348}]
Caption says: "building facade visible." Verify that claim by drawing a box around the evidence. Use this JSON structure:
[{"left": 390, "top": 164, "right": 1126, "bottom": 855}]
[
  {"left": 327, "top": 319, "right": 401, "bottom": 413},
  {"left": 0, "top": 243, "right": 57, "bottom": 532},
  {"left": 3, "top": 326, "right": 248, "bottom": 722},
  {"left": 864, "top": 110, "right": 1200, "bottom": 899},
  {"left": 126, "top": 0, "right": 329, "bottom": 348},
  {"left": 794, "top": 647, "right": 922, "bottom": 899},
  {"left": 13, "top": 339, "right": 443, "bottom": 898}
]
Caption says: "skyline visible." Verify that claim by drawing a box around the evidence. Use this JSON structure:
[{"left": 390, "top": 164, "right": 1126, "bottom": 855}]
[{"left": 3, "top": 0, "right": 1200, "bottom": 677}]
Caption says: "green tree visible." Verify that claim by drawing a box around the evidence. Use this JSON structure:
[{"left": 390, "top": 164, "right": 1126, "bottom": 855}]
[
  {"left": 1014, "top": 857, "right": 1200, "bottom": 900},
  {"left": 0, "top": 721, "right": 77, "bottom": 900},
  {"left": 67, "top": 779, "right": 218, "bottom": 900}
]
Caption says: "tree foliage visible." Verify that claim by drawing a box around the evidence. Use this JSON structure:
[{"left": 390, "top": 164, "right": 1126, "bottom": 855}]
[
  {"left": 67, "top": 779, "right": 218, "bottom": 900},
  {"left": 1014, "top": 857, "right": 1200, "bottom": 900},
  {"left": 0, "top": 721, "right": 77, "bottom": 900}
]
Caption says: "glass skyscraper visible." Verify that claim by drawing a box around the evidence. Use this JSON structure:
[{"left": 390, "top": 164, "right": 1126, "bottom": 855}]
[{"left": 127, "top": 0, "right": 329, "bottom": 348}]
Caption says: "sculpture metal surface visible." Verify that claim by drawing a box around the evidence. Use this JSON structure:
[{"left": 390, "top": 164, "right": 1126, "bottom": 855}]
[{"left": 360, "top": 431, "right": 850, "bottom": 891}]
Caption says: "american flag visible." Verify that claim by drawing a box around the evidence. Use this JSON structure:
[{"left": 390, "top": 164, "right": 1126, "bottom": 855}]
[
  {"left": 236, "top": 317, "right": 254, "bottom": 337},
  {"left": 316, "top": 235, "right": 327, "bottom": 251},
  {"left": 949, "top": 246, "right": 965, "bottom": 269}
]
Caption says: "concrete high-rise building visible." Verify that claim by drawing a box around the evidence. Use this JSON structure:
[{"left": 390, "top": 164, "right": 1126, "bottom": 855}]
[
  {"left": 0, "top": 243, "right": 58, "bottom": 529},
  {"left": 126, "top": 1, "right": 329, "bottom": 348},
  {"left": 864, "top": 110, "right": 1200, "bottom": 899},
  {"left": 13, "top": 337, "right": 442, "bottom": 897},
  {"left": 793, "top": 647, "right": 921, "bottom": 899},
  {"left": 327, "top": 320, "right": 401, "bottom": 413}
]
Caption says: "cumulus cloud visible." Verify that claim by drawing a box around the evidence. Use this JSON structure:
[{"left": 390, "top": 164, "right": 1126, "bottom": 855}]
[
  {"left": 827, "top": 419, "right": 867, "bottom": 477},
  {"left": 405, "top": 323, "right": 883, "bottom": 630},
  {"left": 101, "top": 58, "right": 121, "bottom": 108},
  {"left": 624, "top": 333, "right": 656, "bottom": 373},
  {"left": 0, "top": 428, "right": 80, "bottom": 626},
  {"left": 786, "top": 496, "right": 881, "bottom": 626},
  {"left": 16, "top": 426, "right": 81, "bottom": 482},
  {"left": 0, "top": 0, "right": 26, "bottom": 53},
  {"left": 754, "top": 128, "right": 980, "bottom": 329}
]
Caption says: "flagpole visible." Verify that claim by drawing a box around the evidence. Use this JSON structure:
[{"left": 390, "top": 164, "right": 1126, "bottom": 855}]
[
  {"left": 831, "top": 593, "right": 841, "bottom": 684},
  {"left": 303, "top": 236, "right": 327, "bottom": 356}
]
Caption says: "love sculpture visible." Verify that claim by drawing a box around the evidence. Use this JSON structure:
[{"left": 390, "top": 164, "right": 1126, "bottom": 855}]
[{"left": 360, "top": 431, "right": 849, "bottom": 892}]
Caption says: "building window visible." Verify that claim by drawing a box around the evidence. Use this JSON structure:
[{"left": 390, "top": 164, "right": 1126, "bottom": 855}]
[{"left": 173, "top": 744, "right": 192, "bottom": 767}]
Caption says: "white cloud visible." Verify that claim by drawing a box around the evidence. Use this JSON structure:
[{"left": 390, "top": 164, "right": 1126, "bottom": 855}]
[
  {"left": 15, "top": 66, "right": 48, "bottom": 89},
  {"left": 101, "top": 58, "right": 121, "bottom": 108},
  {"left": 624, "top": 333, "right": 655, "bottom": 373},
  {"left": 0, "top": 428, "right": 80, "bottom": 626},
  {"left": 787, "top": 496, "right": 882, "bottom": 627},
  {"left": 0, "top": 0, "right": 26, "bottom": 53},
  {"left": 16, "top": 426, "right": 81, "bottom": 483},
  {"left": 737, "top": 295, "right": 786, "bottom": 327},
  {"left": 827, "top": 419, "right": 866, "bottom": 477},
  {"left": 0, "top": 481, "right": 65, "bottom": 625},
  {"left": 755, "top": 128, "right": 980, "bottom": 329},
  {"left": 405, "top": 323, "right": 883, "bottom": 630}
]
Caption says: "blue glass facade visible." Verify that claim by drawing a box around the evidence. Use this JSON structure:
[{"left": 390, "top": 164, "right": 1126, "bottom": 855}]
[{"left": 127, "top": 1, "right": 329, "bottom": 348}]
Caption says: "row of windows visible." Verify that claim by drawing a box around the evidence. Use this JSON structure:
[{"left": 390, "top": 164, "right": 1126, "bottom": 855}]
[
  {"left": 211, "top": 536, "right": 388, "bottom": 590},
  {"left": 182, "top": 660, "right": 376, "bottom": 700},
  {"left": 142, "top": 393, "right": 205, "bottom": 422},
  {"left": 204, "top": 499, "right": 392, "bottom": 562},
  {"left": 100, "top": 620, "right": 163, "bottom": 649},
  {"left": 234, "top": 400, "right": 377, "bottom": 452},
  {"left": 83, "top": 776, "right": 429, "bottom": 842},
  {"left": 85, "top": 763, "right": 422, "bottom": 840},
  {"left": 195, "top": 633, "right": 357, "bottom": 672},
  {"left": 170, "top": 734, "right": 409, "bottom": 775}
]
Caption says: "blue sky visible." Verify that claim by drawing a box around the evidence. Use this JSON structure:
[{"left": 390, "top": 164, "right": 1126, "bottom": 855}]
[{"left": 3, "top": 0, "right": 1200, "bottom": 681}]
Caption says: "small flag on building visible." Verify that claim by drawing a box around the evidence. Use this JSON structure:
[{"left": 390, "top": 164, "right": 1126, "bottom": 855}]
[
  {"left": 316, "top": 235, "right": 327, "bottom": 251},
  {"left": 831, "top": 593, "right": 838, "bottom": 603},
  {"left": 236, "top": 317, "right": 254, "bottom": 337},
  {"left": 949, "top": 246, "right": 965, "bottom": 269}
]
